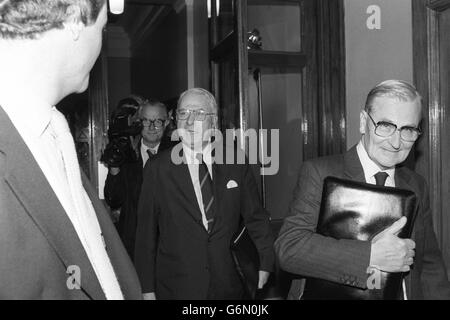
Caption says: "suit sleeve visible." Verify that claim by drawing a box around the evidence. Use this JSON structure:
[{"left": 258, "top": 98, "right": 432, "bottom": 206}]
[
  {"left": 240, "top": 163, "right": 275, "bottom": 272},
  {"left": 274, "top": 161, "right": 371, "bottom": 289},
  {"left": 104, "top": 169, "right": 126, "bottom": 210},
  {"left": 134, "top": 160, "right": 159, "bottom": 293},
  {"left": 418, "top": 180, "right": 450, "bottom": 299}
]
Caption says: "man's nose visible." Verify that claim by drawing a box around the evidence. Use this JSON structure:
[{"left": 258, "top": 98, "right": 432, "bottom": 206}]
[
  {"left": 186, "top": 112, "right": 196, "bottom": 126},
  {"left": 143, "top": 122, "right": 155, "bottom": 130},
  {"left": 389, "top": 130, "right": 402, "bottom": 149}
]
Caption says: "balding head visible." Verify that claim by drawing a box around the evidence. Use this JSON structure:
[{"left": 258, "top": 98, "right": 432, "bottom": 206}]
[{"left": 177, "top": 88, "right": 218, "bottom": 115}]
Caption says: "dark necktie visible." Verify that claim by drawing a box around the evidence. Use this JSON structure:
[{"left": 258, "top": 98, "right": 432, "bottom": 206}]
[
  {"left": 374, "top": 172, "right": 389, "bottom": 186},
  {"left": 197, "top": 154, "right": 215, "bottom": 232}
]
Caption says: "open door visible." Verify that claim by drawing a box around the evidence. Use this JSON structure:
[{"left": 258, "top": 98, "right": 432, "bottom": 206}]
[{"left": 209, "top": 0, "right": 346, "bottom": 219}]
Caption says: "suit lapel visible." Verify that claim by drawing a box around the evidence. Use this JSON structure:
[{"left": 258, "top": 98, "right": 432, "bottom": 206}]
[
  {"left": 395, "top": 167, "right": 420, "bottom": 232},
  {"left": 394, "top": 167, "right": 417, "bottom": 300},
  {"left": 0, "top": 107, "right": 104, "bottom": 299},
  {"left": 82, "top": 173, "right": 141, "bottom": 299},
  {"left": 394, "top": 166, "right": 413, "bottom": 190},
  {"left": 209, "top": 162, "right": 226, "bottom": 235},
  {"left": 343, "top": 146, "right": 366, "bottom": 182},
  {"left": 171, "top": 150, "right": 206, "bottom": 231}
]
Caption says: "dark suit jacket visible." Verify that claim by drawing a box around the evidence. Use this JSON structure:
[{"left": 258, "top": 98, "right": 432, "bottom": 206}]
[
  {"left": 0, "top": 106, "right": 142, "bottom": 299},
  {"left": 104, "top": 137, "right": 174, "bottom": 260},
  {"left": 134, "top": 142, "right": 275, "bottom": 299},
  {"left": 275, "top": 146, "right": 450, "bottom": 300}
]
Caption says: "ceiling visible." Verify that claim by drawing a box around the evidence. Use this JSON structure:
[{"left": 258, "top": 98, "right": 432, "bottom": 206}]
[{"left": 108, "top": 0, "right": 179, "bottom": 39}]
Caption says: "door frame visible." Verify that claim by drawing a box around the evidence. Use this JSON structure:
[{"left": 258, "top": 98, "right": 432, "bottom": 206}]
[{"left": 412, "top": 0, "right": 450, "bottom": 275}]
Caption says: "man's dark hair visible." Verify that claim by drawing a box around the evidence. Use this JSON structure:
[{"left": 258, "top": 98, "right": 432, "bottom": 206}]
[{"left": 0, "top": 0, "right": 106, "bottom": 39}]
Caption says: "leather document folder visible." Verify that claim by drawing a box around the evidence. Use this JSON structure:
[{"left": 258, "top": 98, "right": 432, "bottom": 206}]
[{"left": 302, "top": 176, "right": 419, "bottom": 300}]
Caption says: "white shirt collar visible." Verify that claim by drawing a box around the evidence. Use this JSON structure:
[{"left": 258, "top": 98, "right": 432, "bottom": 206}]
[
  {"left": 141, "top": 139, "right": 160, "bottom": 155},
  {"left": 182, "top": 142, "right": 213, "bottom": 166},
  {"left": 356, "top": 140, "right": 395, "bottom": 182},
  {"left": 0, "top": 97, "right": 53, "bottom": 138}
]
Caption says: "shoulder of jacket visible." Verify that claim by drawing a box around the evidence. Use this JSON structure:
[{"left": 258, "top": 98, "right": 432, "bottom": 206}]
[{"left": 302, "top": 153, "right": 345, "bottom": 172}]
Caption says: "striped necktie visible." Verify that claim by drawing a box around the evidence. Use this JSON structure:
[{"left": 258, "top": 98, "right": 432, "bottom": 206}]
[{"left": 197, "top": 154, "right": 215, "bottom": 232}]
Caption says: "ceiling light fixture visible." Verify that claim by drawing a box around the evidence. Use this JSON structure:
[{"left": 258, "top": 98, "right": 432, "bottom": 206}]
[
  {"left": 207, "top": 0, "right": 211, "bottom": 18},
  {"left": 109, "top": 0, "right": 124, "bottom": 15},
  {"left": 207, "top": 0, "right": 220, "bottom": 18}
]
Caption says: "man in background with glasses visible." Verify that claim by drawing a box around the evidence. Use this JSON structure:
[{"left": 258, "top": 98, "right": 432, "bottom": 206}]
[
  {"left": 134, "top": 88, "right": 274, "bottom": 300},
  {"left": 105, "top": 98, "right": 174, "bottom": 261},
  {"left": 276, "top": 80, "right": 450, "bottom": 299}
]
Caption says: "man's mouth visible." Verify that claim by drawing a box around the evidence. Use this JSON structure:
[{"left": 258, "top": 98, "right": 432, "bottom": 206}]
[{"left": 382, "top": 148, "right": 401, "bottom": 153}]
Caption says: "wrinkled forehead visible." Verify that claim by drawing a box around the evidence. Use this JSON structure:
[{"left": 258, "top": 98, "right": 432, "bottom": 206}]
[
  {"left": 140, "top": 104, "right": 168, "bottom": 118},
  {"left": 179, "top": 93, "right": 215, "bottom": 112},
  {"left": 371, "top": 96, "right": 422, "bottom": 124}
]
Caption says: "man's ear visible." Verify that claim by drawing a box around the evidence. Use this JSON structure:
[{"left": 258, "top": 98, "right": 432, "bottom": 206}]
[
  {"left": 213, "top": 115, "right": 219, "bottom": 130},
  {"left": 360, "top": 110, "right": 367, "bottom": 135},
  {"left": 165, "top": 110, "right": 173, "bottom": 128},
  {"left": 63, "top": 5, "right": 83, "bottom": 41}
]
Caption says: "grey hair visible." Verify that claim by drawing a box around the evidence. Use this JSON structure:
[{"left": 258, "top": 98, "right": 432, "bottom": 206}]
[
  {"left": 177, "top": 88, "right": 218, "bottom": 114},
  {"left": 364, "top": 80, "right": 422, "bottom": 113}
]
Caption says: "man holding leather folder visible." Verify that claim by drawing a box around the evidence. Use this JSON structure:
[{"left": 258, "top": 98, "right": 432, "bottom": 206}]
[{"left": 275, "top": 80, "right": 450, "bottom": 300}]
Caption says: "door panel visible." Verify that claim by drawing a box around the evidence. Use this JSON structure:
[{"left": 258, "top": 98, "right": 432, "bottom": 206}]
[{"left": 248, "top": 71, "right": 303, "bottom": 219}]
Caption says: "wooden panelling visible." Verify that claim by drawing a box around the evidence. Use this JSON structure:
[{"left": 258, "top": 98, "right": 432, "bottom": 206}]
[
  {"left": 248, "top": 50, "right": 307, "bottom": 70},
  {"left": 300, "top": 0, "right": 319, "bottom": 160},
  {"left": 317, "top": 0, "right": 346, "bottom": 156},
  {"left": 412, "top": 0, "right": 450, "bottom": 278}
]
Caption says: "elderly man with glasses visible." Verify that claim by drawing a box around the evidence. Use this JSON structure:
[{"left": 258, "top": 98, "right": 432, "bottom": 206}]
[
  {"left": 276, "top": 80, "right": 450, "bottom": 300},
  {"left": 105, "top": 98, "right": 175, "bottom": 260},
  {"left": 134, "top": 88, "right": 274, "bottom": 300}
]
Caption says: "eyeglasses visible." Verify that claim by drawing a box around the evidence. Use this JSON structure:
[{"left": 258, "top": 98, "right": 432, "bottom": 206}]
[
  {"left": 176, "top": 109, "right": 215, "bottom": 122},
  {"left": 367, "top": 113, "right": 422, "bottom": 142},
  {"left": 140, "top": 118, "right": 166, "bottom": 128}
]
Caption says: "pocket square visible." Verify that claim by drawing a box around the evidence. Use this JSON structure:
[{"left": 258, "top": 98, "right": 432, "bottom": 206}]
[{"left": 227, "top": 180, "right": 238, "bottom": 189}]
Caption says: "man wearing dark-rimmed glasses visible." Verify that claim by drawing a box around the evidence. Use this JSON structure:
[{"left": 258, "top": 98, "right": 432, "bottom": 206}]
[
  {"left": 276, "top": 79, "right": 450, "bottom": 300},
  {"left": 365, "top": 112, "right": 421, "bottom": 143},
  {"left": 105, "top": 98, "right": 175, "bottom": 260}
]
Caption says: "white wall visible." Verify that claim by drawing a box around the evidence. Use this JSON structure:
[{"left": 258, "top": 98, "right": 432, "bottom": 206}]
[{"left": 345, "top": 0, "right": 413, "bottom": 148}]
